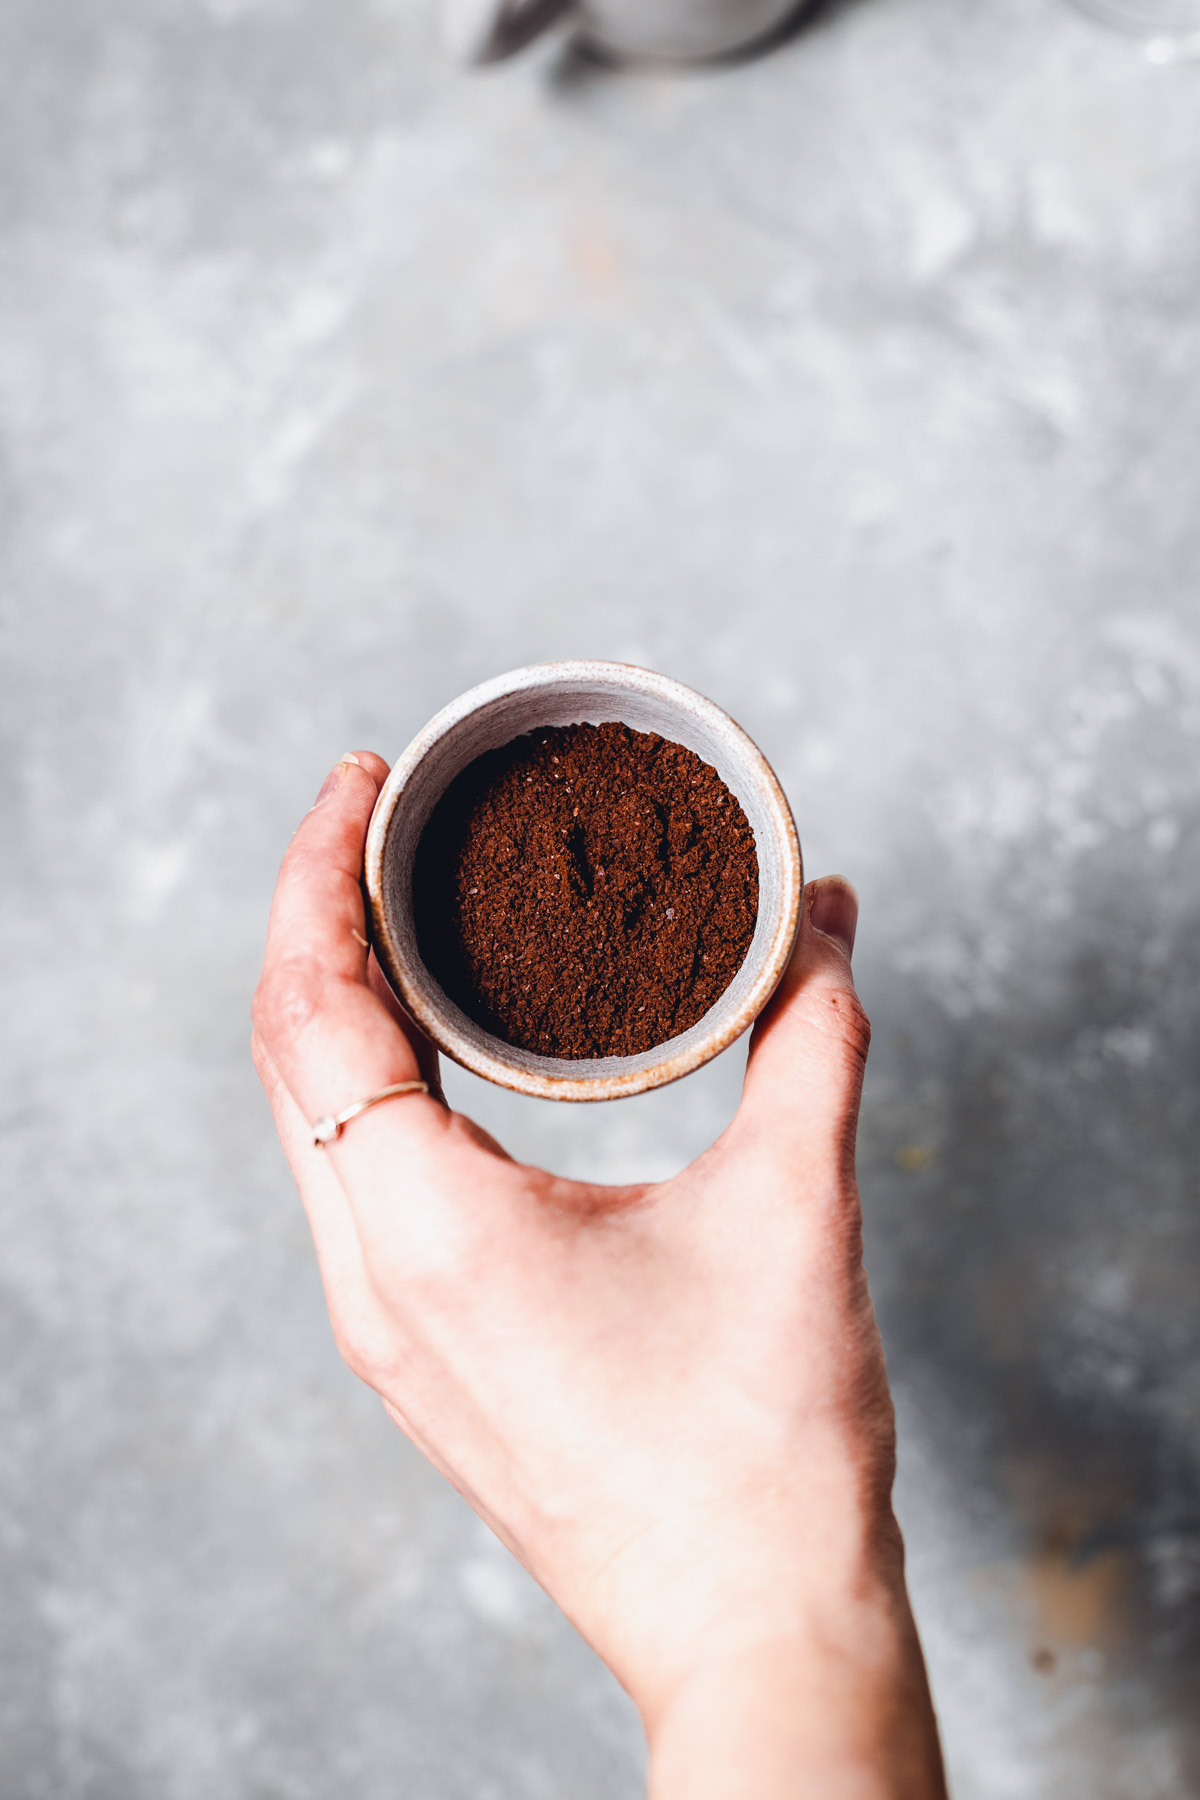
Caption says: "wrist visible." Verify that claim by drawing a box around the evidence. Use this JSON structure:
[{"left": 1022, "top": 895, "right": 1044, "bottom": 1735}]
[
  {"left": 645, "top": 1595, "right": 945, "bottom": 1800},
  {"left": 582, "top": 1444, "right": 907, "bottom": 1728},
  {"left": 587, "top": 1462, "right": 946, "bottom": 1800}
]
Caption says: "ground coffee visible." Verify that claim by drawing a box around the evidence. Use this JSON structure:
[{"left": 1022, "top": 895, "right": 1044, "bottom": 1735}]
[{"left": 413, "top": 720, "right": 758, "bottom": 1060}]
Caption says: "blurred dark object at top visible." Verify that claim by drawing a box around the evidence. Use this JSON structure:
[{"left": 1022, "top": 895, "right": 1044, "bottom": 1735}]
[{"left": 443, "top": 0, "right": 816, "bottom": 65}]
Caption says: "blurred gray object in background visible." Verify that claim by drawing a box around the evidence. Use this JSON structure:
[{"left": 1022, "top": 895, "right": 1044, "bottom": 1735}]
[
  {"left": 443, "top": 0, "right": 809, "bottom": 65},
  {"left": 1, "top": 0, "right": 1199, "bottom": 1796},
  {"left": 1064, "top": 0, "right": 1200, "bottom": 60}
]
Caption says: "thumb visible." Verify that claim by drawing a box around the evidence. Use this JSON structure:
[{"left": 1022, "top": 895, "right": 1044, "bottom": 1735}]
[{"left": 732, "top": 877, "right": 870, "bottom": 1186}]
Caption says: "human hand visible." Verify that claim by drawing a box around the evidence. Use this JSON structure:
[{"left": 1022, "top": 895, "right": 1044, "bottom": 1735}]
[{"left": 252, "top": 752, "right": 945, "bottom": 1799}]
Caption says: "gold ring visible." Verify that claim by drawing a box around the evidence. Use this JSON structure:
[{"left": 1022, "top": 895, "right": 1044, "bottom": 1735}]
[{"left": 311, "top": 1080, "right": 429, "bottom": 1146}]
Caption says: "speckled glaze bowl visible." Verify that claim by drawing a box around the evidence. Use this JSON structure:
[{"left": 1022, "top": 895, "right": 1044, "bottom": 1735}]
[{"left": 364, "top": 662, "right": 802, "bottom": 1102}]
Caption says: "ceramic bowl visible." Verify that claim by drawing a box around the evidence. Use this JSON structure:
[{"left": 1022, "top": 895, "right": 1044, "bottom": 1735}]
[{"left": 364, "top": 662, "right": 802, "bottom": 1101}]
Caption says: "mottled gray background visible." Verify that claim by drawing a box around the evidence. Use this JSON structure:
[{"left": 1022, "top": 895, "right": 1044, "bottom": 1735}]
[{"left": 2, "top": 0, "right": 1199, "bottom": 1793}]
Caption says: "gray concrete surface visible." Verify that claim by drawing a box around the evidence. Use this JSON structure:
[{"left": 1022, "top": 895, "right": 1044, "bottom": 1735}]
[{"left": 3, "top": 0, "right": 1199, "bottom": 1793}]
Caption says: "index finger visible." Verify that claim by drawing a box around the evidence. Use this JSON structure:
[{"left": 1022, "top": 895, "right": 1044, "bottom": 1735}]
[{"left": 253, "top": 751, "right": 438, "bottom": 1131}]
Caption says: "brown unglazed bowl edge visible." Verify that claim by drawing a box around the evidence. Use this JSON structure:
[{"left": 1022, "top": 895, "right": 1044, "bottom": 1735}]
[{"left": 363, "top": 661, "right": 802, "bottom": 1102}]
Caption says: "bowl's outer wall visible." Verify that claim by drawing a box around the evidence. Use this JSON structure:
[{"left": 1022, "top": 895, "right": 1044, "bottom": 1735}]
[{"left": 365, "top": 663, "right": 802, "bottom": 1100}]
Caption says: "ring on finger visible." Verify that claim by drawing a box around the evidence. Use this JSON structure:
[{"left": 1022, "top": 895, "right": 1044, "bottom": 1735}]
[{"left": 311, "top": 1080, "right": 429, "bottom": 1146}]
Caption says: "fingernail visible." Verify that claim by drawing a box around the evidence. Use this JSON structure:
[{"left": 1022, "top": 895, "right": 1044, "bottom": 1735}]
[
  {"left": 810, "top": 878, "right": 859, "bottom": 958},
  {"left": 312, "top": 753, "right": 364, "bottom": 810}
]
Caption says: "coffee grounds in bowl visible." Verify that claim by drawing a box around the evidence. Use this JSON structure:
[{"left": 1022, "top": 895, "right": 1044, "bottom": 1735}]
[{"left": 412, "top": 721, "right": 758, "bottom": 1060}]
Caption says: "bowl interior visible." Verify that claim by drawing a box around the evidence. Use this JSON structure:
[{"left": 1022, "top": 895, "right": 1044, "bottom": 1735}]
[{"left": 372, "top": 667, "right": 800, "bottom": 1098}]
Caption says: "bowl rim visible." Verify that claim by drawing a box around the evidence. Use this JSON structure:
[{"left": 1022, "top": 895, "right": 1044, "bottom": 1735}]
[{"left": 363, "top": 660, "right": 802, "bottom": 1101}]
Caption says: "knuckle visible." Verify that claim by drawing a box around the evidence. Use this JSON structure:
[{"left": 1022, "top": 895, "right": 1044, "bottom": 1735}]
[
  {"left": 285, "top": 840, "right": 330, "bottom": 886},
  {"left": 332, "top": 1323, "right": 376, "bottom": 1385},
  {"left": 818, "top": 986, "right": 872, "bottom": 1068},
  {"left": 328, "top": 1306, "right": 400, "bottom": 1389},
  {"left": 252, "top": 958, "right": 321, "bottom": 1048}
]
